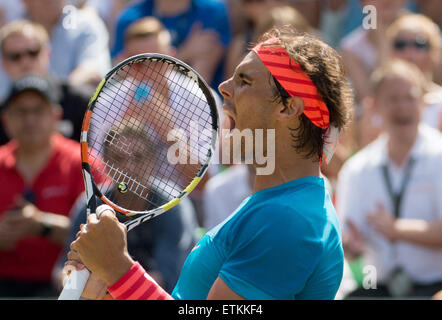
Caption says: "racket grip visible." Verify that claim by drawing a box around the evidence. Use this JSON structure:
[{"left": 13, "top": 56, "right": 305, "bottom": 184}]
[
  {"left": 58, "top": 268, "right": 90, "bottom": 300},
  {"left": 58, "top": 205, "right": 115, "bottom": 300}
]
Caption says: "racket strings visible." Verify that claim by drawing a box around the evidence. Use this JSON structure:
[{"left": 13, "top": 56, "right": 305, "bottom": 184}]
[{"left": 87, "top": 57, "right": 215, "bottom": 212}]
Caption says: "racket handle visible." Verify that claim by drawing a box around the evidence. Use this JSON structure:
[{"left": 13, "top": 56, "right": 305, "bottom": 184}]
[
  {"left": 58, "top": 205, "right": 115, "bottom": 300},
  {"left": 58, "top": 268, "right": 90, "bottom": 300}
]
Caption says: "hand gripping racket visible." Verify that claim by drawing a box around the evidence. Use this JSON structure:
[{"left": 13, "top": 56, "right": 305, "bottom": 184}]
[{"left": 58, "top": 53, "right": 218, "bottom": 300}]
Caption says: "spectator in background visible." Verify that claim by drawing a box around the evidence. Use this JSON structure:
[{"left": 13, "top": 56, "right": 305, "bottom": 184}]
[
  {"left": 387, "top": 13, "right": 442, "bottom": 131},
  {"left": 121, "top": 16, "right": 176, "bottom": 59},
  {"left": 0, "top": 75, "right": 85, "bottom": 297},
  {"left": 0, "top": 0, "right": 26, "bottom": 102},
  {"left": 355, "top": 13, "right": 442, "bottom": 151},
  {"left": 415, "top": 0, "right": 442, "bottom": 86},
  {"left": 226, "top": 3, "right": 315, "bottom": 79},
  {"left": 340, "top": 0, "right": 408, "bottom": 103},
  {"left": 337, "top": 59, "right": 442, "bottom": 298},
  {"left": 22, "top": 0, "right": 111, "bottom": 88},
  {"left": 111, "top": 0, "right": 231, "bottom": 88},
  {"left": 0, "top": 20, "right": 93, "bottom": 145},
  {"left": 73, "top": 0, "right": 136, "bottom": 49},
  {"left": 225, "top": 0, "right": 286, "bottom": 78}
]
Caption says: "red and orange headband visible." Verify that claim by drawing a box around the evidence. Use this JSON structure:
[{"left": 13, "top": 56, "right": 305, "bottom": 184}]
[{"left": 252, "top": 37, "right": 330, "bottom": 130}]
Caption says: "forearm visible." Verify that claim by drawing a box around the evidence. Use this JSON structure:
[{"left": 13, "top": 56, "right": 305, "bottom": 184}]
[{"left": 395, "top": 219, "right": 442, "bottom": 248}]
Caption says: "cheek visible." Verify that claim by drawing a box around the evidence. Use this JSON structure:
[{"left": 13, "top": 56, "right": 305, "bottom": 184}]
[
  {"left": 4, "top": 63, "right": 21, "bottom": 78},
  {"left": 234, "top": 92, "right": 273, "bottom": 130}
]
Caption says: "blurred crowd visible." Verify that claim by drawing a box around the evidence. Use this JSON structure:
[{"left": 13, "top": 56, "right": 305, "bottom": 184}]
[{"left": 0, "top": 0, "right": 441, "bottom": 300}]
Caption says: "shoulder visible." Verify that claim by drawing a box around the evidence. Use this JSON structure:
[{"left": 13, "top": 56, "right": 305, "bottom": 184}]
[
  {"left": 418, "top": 124, "right": 442, "bottom": 155},
  {"left": 220, "top": 191, "right": 328, "bottom": 247}
]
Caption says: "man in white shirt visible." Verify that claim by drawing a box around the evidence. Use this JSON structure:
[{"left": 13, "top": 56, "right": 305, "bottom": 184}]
[{"left": 337, "top": 59, "right": 442, "bottom": 298}]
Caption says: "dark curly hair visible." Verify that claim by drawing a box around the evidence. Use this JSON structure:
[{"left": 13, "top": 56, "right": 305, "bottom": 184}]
[{"left": 256, "top": 26, "right": 353, "bottom": 161}]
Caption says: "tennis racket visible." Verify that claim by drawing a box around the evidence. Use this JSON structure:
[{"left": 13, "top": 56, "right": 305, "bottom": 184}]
[{"left": 58, "top": 53, "right": 218, "bottom": 300}]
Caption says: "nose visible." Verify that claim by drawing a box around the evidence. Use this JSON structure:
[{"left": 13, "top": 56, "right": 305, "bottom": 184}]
[
  {"left": 20, "top": 55, "right": 37, "bottom": 74},
  {"left": 218, "top": 77, "right": 233, "bottom": 100}
]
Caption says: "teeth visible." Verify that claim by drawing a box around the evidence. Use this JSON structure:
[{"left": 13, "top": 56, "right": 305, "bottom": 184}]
[{"left": 222, "top": 114, "right": 235, "bottom": 130}]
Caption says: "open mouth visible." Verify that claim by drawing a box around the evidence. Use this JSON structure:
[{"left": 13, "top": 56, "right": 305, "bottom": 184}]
[{"left": 221, "top": 106, "right": 236, "bottom": 136}]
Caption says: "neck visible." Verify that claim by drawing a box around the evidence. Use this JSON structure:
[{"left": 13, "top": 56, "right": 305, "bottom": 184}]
[
  {"left": 253, "top": 156, "right": 320, "bottom": 193},
  {"left": 154, "top": 0, "right": 191, "bottom": 16},
  {"left": 387, "top": 129, "right": 418, "bottom": 167}
]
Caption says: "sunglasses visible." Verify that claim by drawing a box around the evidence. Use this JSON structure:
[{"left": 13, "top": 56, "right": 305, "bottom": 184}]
[
  {"left": 393, "top": 38, "right": 430, "bottom": 51},
  {"left": 3, "top": 47, "right": 41, "bottom": 62}
]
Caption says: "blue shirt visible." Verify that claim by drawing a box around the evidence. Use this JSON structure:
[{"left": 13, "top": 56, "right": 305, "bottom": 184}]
[
  {"left": 172, "top": 176, "right": 344, "bottom": 300},
  {"left": 112, "top": 0, "right": 231, "bottom": 87}
]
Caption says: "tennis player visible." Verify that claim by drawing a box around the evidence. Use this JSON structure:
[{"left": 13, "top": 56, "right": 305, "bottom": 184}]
[{"left": 66, "top": 26, "right": 353, "bottom": 300}]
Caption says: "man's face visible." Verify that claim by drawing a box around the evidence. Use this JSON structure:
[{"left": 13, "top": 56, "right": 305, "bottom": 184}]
[
  {"left": 2, "top": 34, "right": 49, "bottom": 80},
  {"left": 392, "top": 30, "right": 436, "bottom": 74},
  {"left": 218, "top": 51, "right": 277, "bottom": 161},
  {"left": 125, "top": 34, "right": 172, "bottom": 58},
  {"left": 219, "top": 51, "right": 277, "bottom": 130},
  {"left": 106, "top": 134, "right": 156, "bottom": 185},
  {"left": 375, "top": 75, "right": 422, "bottom": 141},
  {"left": 3, "top": 91, "right": 58, "bottom": 148}
]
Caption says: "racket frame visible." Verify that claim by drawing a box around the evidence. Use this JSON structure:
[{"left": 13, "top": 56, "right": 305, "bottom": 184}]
[{"left": 80, "top": 53, "right": 219, "bottom": 231}]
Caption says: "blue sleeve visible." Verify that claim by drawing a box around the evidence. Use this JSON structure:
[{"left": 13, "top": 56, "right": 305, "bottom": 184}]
[{"left": 218, "top": 204, "right": 323, "bottom": 300}]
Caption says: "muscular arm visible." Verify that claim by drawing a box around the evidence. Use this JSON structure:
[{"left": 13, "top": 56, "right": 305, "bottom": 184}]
[{"left": 70, "top": 209, "right": 245, "bottom": 300}]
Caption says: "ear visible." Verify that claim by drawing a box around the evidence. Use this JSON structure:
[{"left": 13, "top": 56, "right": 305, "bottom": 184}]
[{"left": 275, "top": 96, "right": 304, "bottom": 121}]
